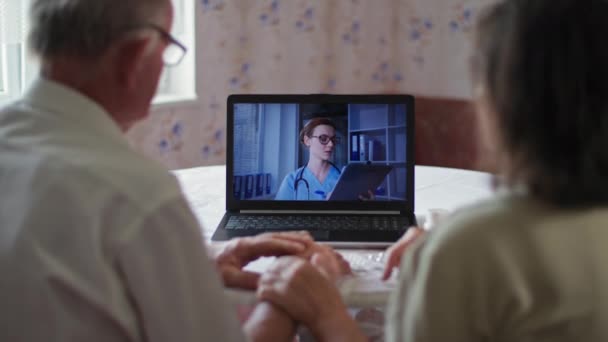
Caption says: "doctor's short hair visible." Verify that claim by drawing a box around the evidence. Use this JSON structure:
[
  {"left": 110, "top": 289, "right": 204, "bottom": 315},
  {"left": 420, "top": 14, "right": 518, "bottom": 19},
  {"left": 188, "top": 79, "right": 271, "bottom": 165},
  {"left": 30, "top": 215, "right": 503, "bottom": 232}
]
[
  {"left": 472, "top": 0, "right": 608, "bottom": 207},
  {"left": 299, "top": 117, "right": 337, "bottom": 145},
  {"left": 28, "top": 0, "right": 169, "bottom": 60}
]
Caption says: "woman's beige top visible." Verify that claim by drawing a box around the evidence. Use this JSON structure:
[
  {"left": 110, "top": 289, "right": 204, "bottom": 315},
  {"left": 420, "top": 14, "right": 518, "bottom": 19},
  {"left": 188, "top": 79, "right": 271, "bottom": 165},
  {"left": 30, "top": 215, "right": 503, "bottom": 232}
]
[{"left": 387, "top": 193, "right": 608, "bottom": 342}]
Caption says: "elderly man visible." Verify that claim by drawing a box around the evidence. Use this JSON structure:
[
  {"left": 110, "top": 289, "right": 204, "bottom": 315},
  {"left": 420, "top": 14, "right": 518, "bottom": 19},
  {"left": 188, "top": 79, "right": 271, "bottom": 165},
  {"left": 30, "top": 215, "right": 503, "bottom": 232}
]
[{"left": 0, "top": 1, "right": 343, "bottom": 341}]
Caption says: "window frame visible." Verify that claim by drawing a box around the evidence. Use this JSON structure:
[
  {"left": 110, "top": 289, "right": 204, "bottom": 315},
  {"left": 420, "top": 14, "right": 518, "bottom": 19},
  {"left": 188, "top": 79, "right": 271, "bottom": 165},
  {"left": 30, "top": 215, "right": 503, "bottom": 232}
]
[
  {"left": 0, "top": 43, "right": 30, "bottom": 106},
  {"left": 0, "top": 0, "right": 197, "bottom": 108},
  {"left": 0, "top": 44, "right": 6, "bottom": 95},
  {"left": 152, "top": 0, "right": 198, "bottom": 107}
]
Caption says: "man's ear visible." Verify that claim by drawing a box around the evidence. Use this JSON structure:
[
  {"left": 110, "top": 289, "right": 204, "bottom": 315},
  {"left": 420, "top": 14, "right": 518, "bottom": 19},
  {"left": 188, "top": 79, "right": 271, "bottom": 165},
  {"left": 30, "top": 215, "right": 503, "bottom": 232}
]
[{"left": 114, "top": 37, "right": 153, "bottom": 90}]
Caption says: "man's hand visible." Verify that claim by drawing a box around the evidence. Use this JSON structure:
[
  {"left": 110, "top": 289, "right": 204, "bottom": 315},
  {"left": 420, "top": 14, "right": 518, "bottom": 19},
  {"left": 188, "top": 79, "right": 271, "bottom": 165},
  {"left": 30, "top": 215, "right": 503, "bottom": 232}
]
[
  {"left": 382, "top": 227, "right": 425, "bottom": 280},
  {"left": 212, "top": 231, "right": 314, "bottom": 290}
]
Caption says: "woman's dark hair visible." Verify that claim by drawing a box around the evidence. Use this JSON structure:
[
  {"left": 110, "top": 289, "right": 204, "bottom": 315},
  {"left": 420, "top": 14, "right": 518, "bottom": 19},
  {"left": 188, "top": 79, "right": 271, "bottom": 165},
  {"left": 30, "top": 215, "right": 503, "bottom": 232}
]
[
  {"left": 299, "top": 117, "right": 337, "bottom": 144},
  {"left": 472, "top": 0, "right": 608, "bottom": 207}
]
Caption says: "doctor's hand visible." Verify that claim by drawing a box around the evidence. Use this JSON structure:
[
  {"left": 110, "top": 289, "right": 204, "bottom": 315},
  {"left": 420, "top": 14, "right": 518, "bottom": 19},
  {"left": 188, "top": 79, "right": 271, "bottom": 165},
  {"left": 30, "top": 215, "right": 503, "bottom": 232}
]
[
  {"left": 382, "top": 227, "right": 426, "bottom": 280},
  {"left": 257, "top": 256, "right": 367, "bottom": 342},
  {"left": 358, "top": 189, "right": 376, "bottom": 201},
  {"left": 211, "top": 231, "right": 314, "bottom": 290}
]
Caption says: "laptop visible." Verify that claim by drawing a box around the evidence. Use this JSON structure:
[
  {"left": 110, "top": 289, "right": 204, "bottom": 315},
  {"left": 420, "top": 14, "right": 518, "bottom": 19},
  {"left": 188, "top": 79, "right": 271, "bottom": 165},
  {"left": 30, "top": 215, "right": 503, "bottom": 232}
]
[{"left": 211, "top": 94, "right": 416, "bottom": 247}]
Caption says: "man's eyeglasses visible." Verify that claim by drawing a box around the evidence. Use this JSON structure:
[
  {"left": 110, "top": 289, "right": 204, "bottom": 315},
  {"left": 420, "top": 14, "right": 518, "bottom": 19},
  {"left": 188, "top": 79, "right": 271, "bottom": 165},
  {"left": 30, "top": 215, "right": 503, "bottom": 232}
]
[
  {"left": 311, "top": 135, "right": 340, "bottom": 145},
  {"left": 145, "top": 24, "right": 188, "bottom": 66}
]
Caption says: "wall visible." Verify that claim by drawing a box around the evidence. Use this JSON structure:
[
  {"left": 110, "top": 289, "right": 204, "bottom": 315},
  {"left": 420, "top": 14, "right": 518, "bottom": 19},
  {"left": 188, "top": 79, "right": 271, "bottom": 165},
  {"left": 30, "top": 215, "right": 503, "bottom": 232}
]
[{"left": 126, "top": 0, "right": 493, "bottom": 171}]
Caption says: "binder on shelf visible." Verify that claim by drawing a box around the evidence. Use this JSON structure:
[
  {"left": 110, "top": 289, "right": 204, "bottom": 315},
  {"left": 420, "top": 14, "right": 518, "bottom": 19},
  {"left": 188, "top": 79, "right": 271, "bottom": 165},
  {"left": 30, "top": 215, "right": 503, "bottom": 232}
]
[
  {"left": 350, "top": 133, "right": 360, "bottom": 161},
  {"left": 265, "top": 173, "right": 271, "bottom": 194},
  {"left": 233, "top": 175, "right": 243, "bottom": 199},
  {"left": 244, "top": 174, "right": 254, "bottom": 199},
  {"left": 359, "top": 134, "right": 368, "bottom": 161},
  {"left": 368, "top": 139, "right": 384, "bottom": 161},
  {"left": 255, "top": 173, "right": 264, "bottom": 197}
]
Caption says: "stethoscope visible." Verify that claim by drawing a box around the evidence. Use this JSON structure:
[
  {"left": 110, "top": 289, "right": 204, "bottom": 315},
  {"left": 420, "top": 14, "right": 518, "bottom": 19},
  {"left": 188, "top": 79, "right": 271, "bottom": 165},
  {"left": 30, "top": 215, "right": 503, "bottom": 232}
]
[{"left": 294, "top": 161, "right": 341, "bottom": 200}]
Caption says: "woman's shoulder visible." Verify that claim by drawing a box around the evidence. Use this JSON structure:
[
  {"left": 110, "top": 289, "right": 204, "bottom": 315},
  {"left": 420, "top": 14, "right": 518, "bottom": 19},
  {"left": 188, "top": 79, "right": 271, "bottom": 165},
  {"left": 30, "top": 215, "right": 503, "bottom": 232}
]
[
  {"left": 284, "top": 167, "right": 305, "bottom": 180},
  {"left": 424, "top": 192, "right": 608, "bottom": 259},
  {"left": 424, "top": 194, "right": 543, "bottom": 253}
]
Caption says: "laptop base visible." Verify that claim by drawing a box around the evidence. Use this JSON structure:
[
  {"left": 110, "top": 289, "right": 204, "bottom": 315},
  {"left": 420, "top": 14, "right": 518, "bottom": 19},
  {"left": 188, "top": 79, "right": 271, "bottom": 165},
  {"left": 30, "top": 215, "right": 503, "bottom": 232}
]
[{"left": 211, "top": 212, "right": 416, "bottom": 248}]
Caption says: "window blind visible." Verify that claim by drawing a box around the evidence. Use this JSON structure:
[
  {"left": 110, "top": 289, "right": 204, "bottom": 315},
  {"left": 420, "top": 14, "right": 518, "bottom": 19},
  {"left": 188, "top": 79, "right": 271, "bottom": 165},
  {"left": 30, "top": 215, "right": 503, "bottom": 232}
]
[{"left": 233, "top": 104, "right": 261, "bottom": 175}]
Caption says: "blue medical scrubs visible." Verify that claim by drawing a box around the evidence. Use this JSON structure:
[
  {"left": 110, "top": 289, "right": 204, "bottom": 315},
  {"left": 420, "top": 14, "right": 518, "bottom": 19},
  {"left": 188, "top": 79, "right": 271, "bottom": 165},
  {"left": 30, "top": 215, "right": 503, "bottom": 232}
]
[{"left": 275, "top": 166, "right": 341, "bottom": 200}]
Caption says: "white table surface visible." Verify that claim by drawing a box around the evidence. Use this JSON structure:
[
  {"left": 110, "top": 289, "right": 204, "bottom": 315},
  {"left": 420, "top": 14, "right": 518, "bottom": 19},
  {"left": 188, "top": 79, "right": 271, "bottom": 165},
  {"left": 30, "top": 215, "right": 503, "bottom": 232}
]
[
  {"left": 173, "top": 164, "right": 495, "bottom": 240},
  {"left": 172, "top": 165, "right": 495, "bottom": 324}
]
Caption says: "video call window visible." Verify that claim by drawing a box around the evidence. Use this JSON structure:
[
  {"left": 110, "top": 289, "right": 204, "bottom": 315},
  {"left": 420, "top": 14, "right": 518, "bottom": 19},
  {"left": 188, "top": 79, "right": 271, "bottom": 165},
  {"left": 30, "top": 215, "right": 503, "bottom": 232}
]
[{"left": 232, "top": 102, "right": 408, "bottom": 202}]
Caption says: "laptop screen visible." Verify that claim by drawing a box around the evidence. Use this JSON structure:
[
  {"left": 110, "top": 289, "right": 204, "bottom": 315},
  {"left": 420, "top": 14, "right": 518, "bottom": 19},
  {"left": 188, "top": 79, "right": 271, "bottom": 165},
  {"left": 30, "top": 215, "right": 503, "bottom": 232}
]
[{"left": 226, "top": 94, "right": 415, "bottom": 213}]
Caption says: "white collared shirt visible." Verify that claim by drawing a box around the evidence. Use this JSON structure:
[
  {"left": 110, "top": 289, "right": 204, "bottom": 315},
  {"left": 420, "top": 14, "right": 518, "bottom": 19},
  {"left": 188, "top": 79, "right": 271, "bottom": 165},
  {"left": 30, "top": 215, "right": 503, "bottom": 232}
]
[{"left": 0, "top": 78, "right": 245, "bottom": 342}]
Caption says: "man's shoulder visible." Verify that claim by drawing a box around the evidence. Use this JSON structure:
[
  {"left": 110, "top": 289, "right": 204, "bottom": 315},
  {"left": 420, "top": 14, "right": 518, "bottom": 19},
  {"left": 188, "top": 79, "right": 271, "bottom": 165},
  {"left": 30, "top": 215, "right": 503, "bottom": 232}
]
[
  {"left": 72, "top": 148, "right": 183, "bottom": 208},
  {"left": 4, "top": 136, "right": 181, "bottom": 212},
  {"left": 0, "top": 99, "right": 184, "bottom": 213}
]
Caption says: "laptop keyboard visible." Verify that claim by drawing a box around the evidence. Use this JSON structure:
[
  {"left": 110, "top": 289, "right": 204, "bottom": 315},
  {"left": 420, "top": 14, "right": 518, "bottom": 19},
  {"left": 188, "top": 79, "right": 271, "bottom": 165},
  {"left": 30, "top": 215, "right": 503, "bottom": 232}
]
[{"left": 225, "top": 215, "right": 409, "bottom": 231}]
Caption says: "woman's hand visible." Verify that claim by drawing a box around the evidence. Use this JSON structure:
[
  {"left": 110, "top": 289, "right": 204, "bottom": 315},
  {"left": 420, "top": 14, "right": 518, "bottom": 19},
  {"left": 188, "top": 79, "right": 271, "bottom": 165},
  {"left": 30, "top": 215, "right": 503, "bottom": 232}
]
[
  {"left": 296, "top": 243, "right": 352, "bottom": 280},
  {"left": 257, "top": 256, "right": 366, "bottom": 342},
  {"left": 382, "top": 227, "right": 426, "bottom": 280}
]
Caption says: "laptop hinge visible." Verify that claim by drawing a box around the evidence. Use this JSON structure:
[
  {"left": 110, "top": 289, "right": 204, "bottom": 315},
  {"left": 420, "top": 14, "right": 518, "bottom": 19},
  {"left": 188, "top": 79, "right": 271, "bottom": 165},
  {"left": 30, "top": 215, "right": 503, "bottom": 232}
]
[{"left": 239, "top": 210, "right": 402, "bottom": 215}]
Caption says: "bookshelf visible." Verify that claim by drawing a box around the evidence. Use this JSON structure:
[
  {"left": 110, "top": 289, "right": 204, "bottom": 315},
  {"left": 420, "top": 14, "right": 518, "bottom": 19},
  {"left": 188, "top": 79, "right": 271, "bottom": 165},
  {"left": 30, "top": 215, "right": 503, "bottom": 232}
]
[{"left": 348, "top": 104, "right": 407, "bottom": 200}]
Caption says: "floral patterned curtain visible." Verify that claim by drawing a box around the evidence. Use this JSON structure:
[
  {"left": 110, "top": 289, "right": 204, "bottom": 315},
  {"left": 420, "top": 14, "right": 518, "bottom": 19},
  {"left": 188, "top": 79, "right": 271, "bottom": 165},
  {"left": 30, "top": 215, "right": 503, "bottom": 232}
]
[{"left": 127, "top": 0, "right": 489, "bottom": 169}]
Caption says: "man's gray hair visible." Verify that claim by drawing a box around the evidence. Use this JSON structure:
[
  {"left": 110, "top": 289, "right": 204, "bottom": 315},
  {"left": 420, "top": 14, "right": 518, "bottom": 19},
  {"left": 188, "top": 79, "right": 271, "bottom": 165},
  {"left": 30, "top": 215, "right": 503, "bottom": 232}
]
[{"left": 28, "top": 0, "right": 169, "bottom": 60}]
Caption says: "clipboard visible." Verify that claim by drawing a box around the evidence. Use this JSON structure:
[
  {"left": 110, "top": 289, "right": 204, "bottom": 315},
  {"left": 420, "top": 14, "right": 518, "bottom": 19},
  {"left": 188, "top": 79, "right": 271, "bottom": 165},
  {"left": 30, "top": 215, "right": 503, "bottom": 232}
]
[{"left": 328, "top": 164, "right": 393, "bottom": 201}]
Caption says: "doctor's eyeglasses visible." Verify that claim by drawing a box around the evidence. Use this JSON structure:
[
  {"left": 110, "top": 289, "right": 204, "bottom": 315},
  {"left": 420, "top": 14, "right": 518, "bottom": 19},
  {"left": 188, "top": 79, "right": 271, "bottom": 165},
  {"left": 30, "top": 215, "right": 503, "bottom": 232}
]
[{"left": 311, "top": 135, "right": 340, "bottom": 145}]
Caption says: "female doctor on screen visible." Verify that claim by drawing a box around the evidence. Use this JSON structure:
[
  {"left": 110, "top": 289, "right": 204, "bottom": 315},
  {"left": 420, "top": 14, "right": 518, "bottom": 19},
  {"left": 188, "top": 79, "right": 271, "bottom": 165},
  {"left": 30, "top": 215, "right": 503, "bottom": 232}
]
[{"left": 275, "top": 117, "right": 342, "bottom": 200}]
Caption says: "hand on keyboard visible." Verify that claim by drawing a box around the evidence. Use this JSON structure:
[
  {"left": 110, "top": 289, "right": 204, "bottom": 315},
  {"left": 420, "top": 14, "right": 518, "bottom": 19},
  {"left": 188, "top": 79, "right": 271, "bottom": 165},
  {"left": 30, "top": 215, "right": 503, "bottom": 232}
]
[
  {"left": 337, "top": 251, "right": 398, "bottom": 308},
  {"left": 382, "top": 227, "right": 425, "bottom": 280}
]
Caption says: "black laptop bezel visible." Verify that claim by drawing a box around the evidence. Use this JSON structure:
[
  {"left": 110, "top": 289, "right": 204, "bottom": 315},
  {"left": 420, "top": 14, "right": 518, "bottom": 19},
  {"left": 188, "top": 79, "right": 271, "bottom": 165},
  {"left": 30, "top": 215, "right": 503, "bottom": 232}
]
[{"left": 225, "top": 94, "right": 415, "bottom": 214}]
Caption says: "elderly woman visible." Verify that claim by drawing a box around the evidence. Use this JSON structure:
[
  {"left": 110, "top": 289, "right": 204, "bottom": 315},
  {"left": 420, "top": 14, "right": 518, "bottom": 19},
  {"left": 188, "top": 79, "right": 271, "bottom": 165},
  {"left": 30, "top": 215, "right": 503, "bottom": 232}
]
[{"left": 256, "top": 0, "right": 608, "bottom": 341}]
